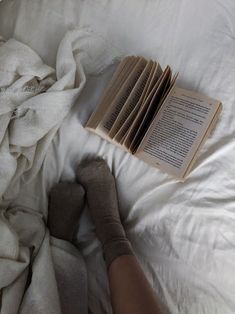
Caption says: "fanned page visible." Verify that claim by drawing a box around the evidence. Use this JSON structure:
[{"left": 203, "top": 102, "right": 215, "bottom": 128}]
[
  {"left": 123, "top": 66, "right": 171, "bottom": 152},
  {"left": 114, "top": 61, "right": 159, "bottom": 144},
  {"left": 109, "top": 59, "right": 154, "bottom": 139},
  {"left": 86, "top": 56, "right": 138, "bottom": 131},
  {"left": 129, "top": 66, "right": 173, "bottom": 152},
  {"left": 116, "top": 62, "right": 163, "bottom": 145},
  {"left": 95, "top": 57, "right": 147, "bottom": 137},
  {"left": 135, "top": 86, "right": 222, "bottom": 180}
]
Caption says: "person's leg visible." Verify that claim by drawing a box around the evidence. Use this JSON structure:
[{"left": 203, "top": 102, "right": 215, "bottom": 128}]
[
  {"left": 48, "top": 182, "right": 88, "bottom": 314},
  {"left": 48, "top": 182, "right": 85, "bottom": 241},
  {"left": 109, "top": 255, "right": 163, "bottom": 314},
  {"left": 77, "top": 159, "right": 163, "bottom": 314}
]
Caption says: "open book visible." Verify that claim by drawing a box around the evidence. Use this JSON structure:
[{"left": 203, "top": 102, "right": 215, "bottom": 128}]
[{"left": 86, "top": 56, "right": 222, "bottom": 180}]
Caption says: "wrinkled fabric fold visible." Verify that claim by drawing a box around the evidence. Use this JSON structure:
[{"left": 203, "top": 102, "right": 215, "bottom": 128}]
[{"left": 0, "top": 29, "right": 120, "bottom": 314}]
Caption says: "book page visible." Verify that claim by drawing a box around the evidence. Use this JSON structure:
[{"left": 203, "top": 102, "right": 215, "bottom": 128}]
[
  {"left": 129, "top": 67, "right": 173, "bottom": 152},
  {"left": 95, "top": 57, "right": 147, "bottom": 135},
  {"left": 86, "top": 56, "right": 138, "bottom": 130},
  {"left": 142, "top": 61, "right": 163, "bottom": 104},
  {"left": 122, "top": 64, "right": 167, "bottom": 150},
  {"left": 135, "top": 86, "right": 222, "bottom": 179},
  {"left": 120, "top": 74, "right": 178, "bottom": 148},
  {"left": 109, "top": 59, "right": 154, "bottom": 139},
  {"left": 115, "top": 62, "right": 163, "bottom": 144}
]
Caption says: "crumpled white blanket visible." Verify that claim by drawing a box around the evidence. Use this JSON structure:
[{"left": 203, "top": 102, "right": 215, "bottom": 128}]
[
  {"left": 0, "top": 29, "right": 120, "bottom": 314},
  {"left": 0, "top": 29, "right": 119, "bottom": 206}
]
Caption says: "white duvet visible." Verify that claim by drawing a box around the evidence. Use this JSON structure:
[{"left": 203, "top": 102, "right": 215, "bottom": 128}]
[{"left": 0, "top": 0, "right": 235, "bottom": 313}]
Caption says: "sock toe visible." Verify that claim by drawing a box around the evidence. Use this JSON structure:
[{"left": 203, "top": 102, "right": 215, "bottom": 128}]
[{"left": 76, "top": 157, "right": 112, "bottom": 187}]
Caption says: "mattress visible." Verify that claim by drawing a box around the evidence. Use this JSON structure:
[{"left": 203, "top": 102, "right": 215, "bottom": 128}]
[{"left": 0, "top": 0, "right": 235, "bottom": 313}]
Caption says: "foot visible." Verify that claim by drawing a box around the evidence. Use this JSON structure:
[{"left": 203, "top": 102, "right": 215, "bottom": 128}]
[
  {"left": 76, "top": 158, "right": 133, "bottom": 268},
  {"left": 48, "top": 182, "right": 85, "bottom": 242}
]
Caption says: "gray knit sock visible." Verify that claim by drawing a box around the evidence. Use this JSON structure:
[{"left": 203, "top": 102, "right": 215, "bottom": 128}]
[
  {"left": 48, "top": 182, "right": 85, "bottom": 242},
  {"left": 76, "top": 158, "right": 133, "bottom": 268}
]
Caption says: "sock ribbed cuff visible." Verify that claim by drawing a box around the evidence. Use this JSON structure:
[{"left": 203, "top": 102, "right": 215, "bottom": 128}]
[{"left": 103, "top": 239, "right": 134, "bottom": 269}]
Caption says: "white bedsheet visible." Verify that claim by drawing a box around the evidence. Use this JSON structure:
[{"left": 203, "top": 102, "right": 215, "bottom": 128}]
[{"left": 0, "top": 0, "right": 235, "bottom": 313}]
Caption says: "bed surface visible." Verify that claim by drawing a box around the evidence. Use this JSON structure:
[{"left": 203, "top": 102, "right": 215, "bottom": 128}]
[{"left": 0, "top": 0, "right": 235, "bottom": 313}]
